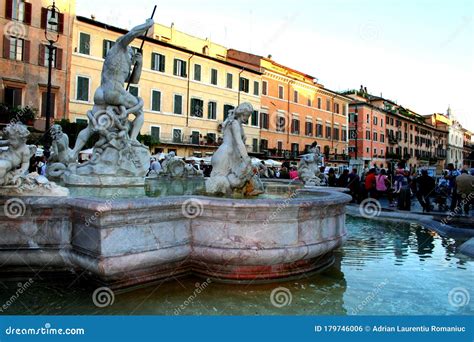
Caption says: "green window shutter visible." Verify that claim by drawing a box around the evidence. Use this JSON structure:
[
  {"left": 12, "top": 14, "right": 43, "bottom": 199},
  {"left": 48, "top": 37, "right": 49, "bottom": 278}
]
[
  {"left": 159, "top": 54, "right": 165, "bottom": 72},
  {"left": 151, "top": 53, "right": 156, "bottom": 70},
  {"left": 173, "top": 59, "right": 178, "bottom": 75}
]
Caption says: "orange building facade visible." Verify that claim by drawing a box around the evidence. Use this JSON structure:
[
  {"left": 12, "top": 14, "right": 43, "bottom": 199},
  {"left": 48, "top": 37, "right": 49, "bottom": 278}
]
[
  {"left": 0, "top": 0, "right": 75, "bottom": 129},
  {"left": 228, "top": 50, "right": 351, "bottom": 166}
]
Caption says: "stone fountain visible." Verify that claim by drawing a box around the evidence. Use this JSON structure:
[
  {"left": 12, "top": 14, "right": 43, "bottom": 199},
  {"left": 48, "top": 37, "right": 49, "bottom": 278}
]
[{"left": 0, "top": 19, "right": 351, "bottom": 288}]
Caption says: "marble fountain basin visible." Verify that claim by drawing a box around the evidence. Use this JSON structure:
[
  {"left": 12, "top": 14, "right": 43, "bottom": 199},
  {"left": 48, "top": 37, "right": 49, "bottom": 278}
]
[{"left": 0, "top": 188, "right": 351, "bottom": 288}]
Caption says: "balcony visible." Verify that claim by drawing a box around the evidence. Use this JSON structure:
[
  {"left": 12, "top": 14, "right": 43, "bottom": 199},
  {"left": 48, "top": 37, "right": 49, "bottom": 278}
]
[{"left": 159, "top": 133, "right": 221, "bottom": 148}]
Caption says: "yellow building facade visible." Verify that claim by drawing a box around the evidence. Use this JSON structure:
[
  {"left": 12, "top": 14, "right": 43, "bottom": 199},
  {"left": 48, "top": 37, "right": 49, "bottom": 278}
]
[{"left": 69, "top": 16, "right": 262, "bottom": 157}]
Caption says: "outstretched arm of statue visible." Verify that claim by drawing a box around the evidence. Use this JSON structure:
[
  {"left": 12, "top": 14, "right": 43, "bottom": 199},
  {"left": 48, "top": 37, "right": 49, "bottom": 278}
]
[{"left": 116, "top": 19, "right": 154, "bottom": 48}]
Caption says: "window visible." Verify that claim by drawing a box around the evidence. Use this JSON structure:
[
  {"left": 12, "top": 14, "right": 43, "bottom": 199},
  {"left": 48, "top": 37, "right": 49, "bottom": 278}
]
[
  {"left": 239, "top": 77, "right": 249, "bottom": 93},
  {"left": 380, "top": 134, "right": 385, "bottom": 143},
  {"left": 293, "top": 90, "right": 298, "bottom": 103},
  {"left": 173, "top": 94, "right": 183, "bottom": 114},
  {"left": 373, "top": 117, "right": 378, "bottom": 125},
  {"left": 316, "top": 123, "right": 323, "bottom": 137},
  {"left": 278, "top": 86, "right": 284, "bottom": 99},
  {"left": 226, "top": 73, "right": 233, "bottom": 89},
  {"left": 253, "top": 81, "right": 259, "bottom": 96},
  {"left": 367, "top": 114, "right": 370, "bottom": 124},
  {"left": 334, "top": 103, "right": 340, "bottom": 114},
  {"left": 151, "top": 90, "right": 161, "bottom": 112},
  {"left": 317, "top": 98, "right": 322, "bottom": 109},
  {"left": 190, "top": 98, "right": 204, "bottom": 117},
  {"left": 305, "top": 122, "right": 313, "bottom": 136},
  {"left": 260, "top": 139, "right": 268, "bottom": 151},
  {"left": 333, "top": 127, "right": 340, "bottom": 140},
  {"left": 343, "top": 105, "right": 347, "bottom": 116},
  {"left": 307, "top": 98, "right": 312, "bottom": 107},
  {"left": 8, "top": 37, "right": 24, "bottom": 61},
  {"left": 260, "top": 112, "right": 269, "bottom": 129},
  {"left": 79, "top": 33, "right": 90, "bottom": 55},
  {"left": 206, "top": 133, "right": 216, "bottom": 144},
  {"left": 173, "top": 128, "right": 182, "bottom": 143},
  {"left": 194, "top": 64, "right": 202, "bottom": 81},
  {"left": 223, "top": 104, "right": 234, "bottom": 120},
  {"left": 211, "top": 68, "right": 218, "bottom": 85},
  {"left": 208, "top": 101, "right": 217, "bottom": 120},
  {"left": 381, "top": 118, "right": 384, "bottom": 127},
  {"left": 251, "top": 110, "right": 258, "bottom": 126},
  {"left": 151, "top": 126, "right": 160, "bottom": 139},
  {"left": 12, "top": 0, "right": 25, "bottom": 21},
  {"left": 262, "top": 81, "right": 268, "bottom": 95},
  {"left": 276, "top": 116, "right": 286, "bottom": 132},
  {"left": 4, "top": 87, "right": 22, "bottom": 107},
  {"left": 373, "top": 132, "right": 378, "bottom": 142},
  {"left": 252, "top": 139, "right": 259, "bottom": 153},
  {"left": 366, "top": 131, "right": 371, "bottom": 140},
  {"left": 291, "top": 143, "right": 299, "bottom": 157},
  {"left": 342, "top": 129, "right": 347, "bottom": 141},
  {"left": 76, "top": 76, "right": 89, "bottom": 102},
  {"left": 326, "top": 99, "right": 330, "bottom": 111},
  {"left": 191, "top": 131, "right": 200, "bottom": 145},
  {"left": 151, "top": 53, "right": 165, "bottom": 72},
  {"left": 326, "top": 126, "right": 332, "bottom": 139},
  {"left": 277, "top": 141, "right": 283, "bottom": 152},
  {"left": 291, "top": 118, "right": 300, "bottom": 134},
  {"left": 173, "top": 59, "right": 187, "bottom": 77},
  {"left": 129, "top": 86, "right": 139, "bottom": 97},
  {"left": 102, "top": 40, "right": 114, "bottom": 59}
]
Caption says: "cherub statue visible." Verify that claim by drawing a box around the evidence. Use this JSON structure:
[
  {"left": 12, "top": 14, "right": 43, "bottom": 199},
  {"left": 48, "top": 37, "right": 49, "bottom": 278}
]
[
  {"left": 49, "top": 124, "right": 71, "bottom": 164},
  {"left": 0, "top": 123, "right": 35, "bottom": 186},
  {"left": 298, "top": 142, "right": 323, "bottom": 186}
]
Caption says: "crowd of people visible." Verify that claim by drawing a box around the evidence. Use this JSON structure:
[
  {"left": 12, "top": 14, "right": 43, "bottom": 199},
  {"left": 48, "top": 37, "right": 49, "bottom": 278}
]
[
  {"left": 148, "top": 156, "right": 473, "bottom": 215},
  {"left": 346, "top": 163, "right": 474, "bottom": 215}
]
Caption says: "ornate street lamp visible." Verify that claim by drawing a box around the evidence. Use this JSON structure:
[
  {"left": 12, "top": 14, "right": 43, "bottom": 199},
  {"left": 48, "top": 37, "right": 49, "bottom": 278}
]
[{"left": 43, "top": 1, "right": 60, "bottom": 158}]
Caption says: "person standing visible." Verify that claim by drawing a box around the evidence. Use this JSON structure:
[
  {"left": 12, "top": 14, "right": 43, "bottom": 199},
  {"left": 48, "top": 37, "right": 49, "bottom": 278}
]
[
  {"left": 337, "top": 169, "right": 350, "bottom": 188},
  {"left": 375, "top": 169, "right": 389, "bottom": 199},
  {"left": 348, "top": 168, "right": 360, "bottom": 203},
  {"left": 364, "top": 168, "right": 377, "bottom": 198},
  {"left": 328, "top": 168, "right": 337, "bottom": 187},
  {"left": 415, "top": 170, "right": 435, "bottom": 212},
  {"left": 456, "top": 170, "right": 474, "bottom": 215}
]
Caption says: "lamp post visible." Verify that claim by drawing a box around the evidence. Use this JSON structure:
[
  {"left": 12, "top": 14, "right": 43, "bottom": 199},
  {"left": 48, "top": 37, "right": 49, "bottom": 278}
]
[{"left": 43, "top": 1, "right": 60, "bottom": 158}]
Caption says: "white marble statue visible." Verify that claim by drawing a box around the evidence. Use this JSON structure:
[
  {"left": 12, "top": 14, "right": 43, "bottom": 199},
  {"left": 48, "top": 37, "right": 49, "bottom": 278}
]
[
  {"left": 0, "top": 123, "right": 68, "bottom": 196},
  {"left": 206, "top": 103, "right": 264, "bottom": 196},
  {"left": 56, "top": 19, "right": 154, "bottom": 186},
  {"left": 154, "top": 152, "right": 203, "bottom": 178},
  {"left": 298, "top": 143, "right": 323, "bottom": 186}
]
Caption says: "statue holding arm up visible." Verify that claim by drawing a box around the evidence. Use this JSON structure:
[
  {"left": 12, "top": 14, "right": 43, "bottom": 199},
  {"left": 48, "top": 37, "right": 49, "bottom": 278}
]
[{"left": 70, "top": 19, "right": 154, "bottom": 161}]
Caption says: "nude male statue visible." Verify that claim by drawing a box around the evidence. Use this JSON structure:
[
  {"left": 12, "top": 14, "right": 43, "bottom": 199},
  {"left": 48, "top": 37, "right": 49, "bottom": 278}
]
[{"left": 70, "top": 19, "right": 154, "bottom": 160}]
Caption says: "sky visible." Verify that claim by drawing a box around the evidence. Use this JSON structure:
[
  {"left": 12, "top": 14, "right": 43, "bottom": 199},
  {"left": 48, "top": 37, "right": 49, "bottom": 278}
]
[{"left": 77, "top": 0, "right": 474, "bottom": 131}]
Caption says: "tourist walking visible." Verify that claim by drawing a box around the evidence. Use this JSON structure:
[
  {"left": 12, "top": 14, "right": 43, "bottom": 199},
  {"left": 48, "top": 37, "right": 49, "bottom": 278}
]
[{"left": 415, "top": 170, "right": 435, "bottom": 212}]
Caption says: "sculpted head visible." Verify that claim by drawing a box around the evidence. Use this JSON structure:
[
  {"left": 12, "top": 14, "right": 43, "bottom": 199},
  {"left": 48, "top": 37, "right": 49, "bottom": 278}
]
[
  {"left": 3, "top": 122, "right": 29, "bottom": 147},
  {"left": 234, "top": 103, "right": 253, "bottom": 124},
  {"left": 51, "top": 124, "right": 63, "bottom": 140}
]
